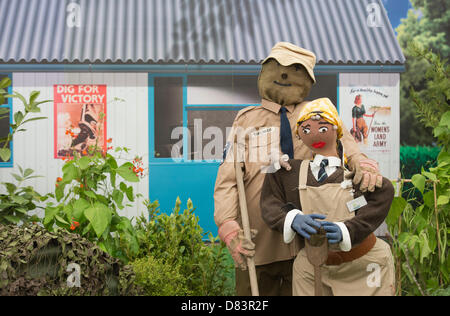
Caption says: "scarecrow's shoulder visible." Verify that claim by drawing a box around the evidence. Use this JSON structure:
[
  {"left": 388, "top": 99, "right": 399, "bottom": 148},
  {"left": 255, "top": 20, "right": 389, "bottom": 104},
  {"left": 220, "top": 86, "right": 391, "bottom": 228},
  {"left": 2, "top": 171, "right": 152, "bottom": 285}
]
[
  {"left": 235, "top": 106, "right": 258, "bottom": 119},
  {"left": 234, "top": 105, "right": 272, "bottom": 122}
]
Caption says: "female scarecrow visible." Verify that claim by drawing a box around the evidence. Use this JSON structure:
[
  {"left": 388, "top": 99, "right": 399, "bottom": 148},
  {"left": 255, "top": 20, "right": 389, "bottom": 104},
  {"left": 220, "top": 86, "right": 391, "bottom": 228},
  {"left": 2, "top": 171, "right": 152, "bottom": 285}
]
[{"left": 260, "top": 98, "right": 395, "bottom": 296}]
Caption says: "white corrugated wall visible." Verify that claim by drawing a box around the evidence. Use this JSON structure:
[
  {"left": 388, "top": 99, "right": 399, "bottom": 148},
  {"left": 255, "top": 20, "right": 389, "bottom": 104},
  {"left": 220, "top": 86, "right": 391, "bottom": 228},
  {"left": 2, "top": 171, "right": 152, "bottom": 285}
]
[{"left": 0, "top": 72, "right": 149, "bottom": 220}]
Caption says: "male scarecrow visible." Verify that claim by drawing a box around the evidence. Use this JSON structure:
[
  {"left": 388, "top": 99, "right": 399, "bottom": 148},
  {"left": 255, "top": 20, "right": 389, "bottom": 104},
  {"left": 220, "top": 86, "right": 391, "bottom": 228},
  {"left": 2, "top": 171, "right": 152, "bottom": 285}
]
[
  {"left": 214, "top": 42, "right": 383, "bottom": 296},
  {"left": 260, "top": 98, "right": 395, "bottom": 296}
]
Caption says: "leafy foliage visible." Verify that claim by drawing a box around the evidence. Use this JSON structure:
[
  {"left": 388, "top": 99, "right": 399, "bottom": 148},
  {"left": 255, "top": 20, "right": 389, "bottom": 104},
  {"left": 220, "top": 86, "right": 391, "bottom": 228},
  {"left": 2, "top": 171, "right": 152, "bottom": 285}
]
[
  {"left": 400, "top": 146, "right": 441, "bottom": 179},
  {"left": 131, "top": 256, "right": 192, "bottom": 296},
  {"left": 399, "top": 146, "right": 441, "bottom": 207},
  {"left": 387, "top": 152, "right": 449, "bottom": 295},
  {"left": 43, "top": 147, "right": 143, "bottom": 263},
  {"left": 133, "top": 198, "right": 235, "bottom": 296},
  {"left": 0, "top": 223, "right": 139, "bottom": 296},
  {"left": 387, "top": 45, "right": 449, "bottom": 296},
  {"left": 0, "top": 77, "right": 50, "bottom": 162},
  {"left": 0, "top": 166, "right": 45, "bottom": 225},
  {"left": 408, "top": 42, "right": 450, "bottom": 151},
  {"left": 396, "top": 0, "right": 450, "bottom": 145}
]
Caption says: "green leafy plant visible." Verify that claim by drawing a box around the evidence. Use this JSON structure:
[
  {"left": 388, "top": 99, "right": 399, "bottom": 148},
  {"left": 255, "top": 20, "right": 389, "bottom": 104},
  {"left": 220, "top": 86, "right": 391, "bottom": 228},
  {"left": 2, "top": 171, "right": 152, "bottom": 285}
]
[
  {"left": 387, "top": 156, "right": 449, "bottom": 295},
  {"left": 408, "top": 41, "right": 450, "bottom": 151},
  {"left": 387, "top": 43, "right": 449, "bottom": 296},
  {"left": 134, "top": 198, "right": 235, "bottom": 296},
  {"left": 0, "top": 77, "right": 50, "bottom": 162},
  {"left": 131, "top": 255, "right": 192, "bottom": 296},
  {"left": 0, "top": 223, "right": 139, "bottom": 296},
  {"left": 400, "top": 146, "right": 441, "bottom": 179},
  {"left": 43, "top": 145, "right": 144, "bottom": 263},
  {"left": 0, "top": 166, "right": 45, "bottom": 225}
]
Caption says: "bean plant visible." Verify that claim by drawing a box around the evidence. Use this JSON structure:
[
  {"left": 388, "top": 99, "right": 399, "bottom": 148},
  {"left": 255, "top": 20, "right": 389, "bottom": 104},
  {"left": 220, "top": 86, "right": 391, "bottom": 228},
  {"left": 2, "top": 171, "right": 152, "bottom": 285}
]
[{"left": 44, "top": 145, "right": 145, "bottom": 263}]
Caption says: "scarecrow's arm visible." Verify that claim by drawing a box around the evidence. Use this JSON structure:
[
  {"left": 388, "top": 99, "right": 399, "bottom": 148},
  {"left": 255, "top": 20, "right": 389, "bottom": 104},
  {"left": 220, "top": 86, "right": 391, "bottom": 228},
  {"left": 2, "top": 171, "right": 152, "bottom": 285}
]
[
  {"left": 340, "top": 126, "right": 368, "bottom": 170},
  {"left": 344, "top": 177, "right": 395, "bottom": 246},
  {"left": 260, "top": 171, "right": 289, "bottom": 233}
]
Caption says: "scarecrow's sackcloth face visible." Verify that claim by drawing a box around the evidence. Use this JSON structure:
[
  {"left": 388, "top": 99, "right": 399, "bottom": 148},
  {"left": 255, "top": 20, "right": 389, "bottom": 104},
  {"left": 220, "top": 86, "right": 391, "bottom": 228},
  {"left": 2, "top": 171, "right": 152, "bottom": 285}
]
[{"left": 258, "top": 59, "right": 313, "bottom": 106}]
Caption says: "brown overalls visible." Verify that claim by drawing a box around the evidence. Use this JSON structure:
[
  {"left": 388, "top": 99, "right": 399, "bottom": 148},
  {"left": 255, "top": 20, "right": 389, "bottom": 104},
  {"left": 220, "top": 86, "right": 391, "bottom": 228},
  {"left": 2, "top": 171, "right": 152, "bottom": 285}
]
[{"left": 292, "top": 160, "right": 395, "bottom": 296}]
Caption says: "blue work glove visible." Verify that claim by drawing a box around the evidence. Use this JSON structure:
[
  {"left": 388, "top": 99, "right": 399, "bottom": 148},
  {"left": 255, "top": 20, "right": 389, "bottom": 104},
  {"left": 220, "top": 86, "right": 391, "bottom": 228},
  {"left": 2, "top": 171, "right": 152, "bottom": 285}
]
[
  {"left": 291, "top": 213, "right": 326, "bottom": 240},
  {"left": 321, "top": 221, "right": 343, "bottom": 244}
]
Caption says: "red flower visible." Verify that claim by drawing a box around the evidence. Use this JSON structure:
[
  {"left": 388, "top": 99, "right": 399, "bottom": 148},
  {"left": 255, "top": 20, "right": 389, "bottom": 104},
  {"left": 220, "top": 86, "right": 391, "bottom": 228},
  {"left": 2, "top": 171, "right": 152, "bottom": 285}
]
[
  {"left": 56, "top": 177, "right": 63, "bottom": 182},
  {"left": 107, "top": 138, "right": 112, "bottom": 143},
  {"left": 70, "top": 218, "right": 80, "bottom": 231}
]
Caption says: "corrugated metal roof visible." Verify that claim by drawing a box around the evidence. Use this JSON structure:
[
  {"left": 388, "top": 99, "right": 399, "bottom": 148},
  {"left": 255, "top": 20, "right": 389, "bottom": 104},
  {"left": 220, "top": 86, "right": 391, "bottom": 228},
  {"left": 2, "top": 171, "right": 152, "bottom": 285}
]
[{"left": 0, "top": 0, "right": 405, "bottom": 65}]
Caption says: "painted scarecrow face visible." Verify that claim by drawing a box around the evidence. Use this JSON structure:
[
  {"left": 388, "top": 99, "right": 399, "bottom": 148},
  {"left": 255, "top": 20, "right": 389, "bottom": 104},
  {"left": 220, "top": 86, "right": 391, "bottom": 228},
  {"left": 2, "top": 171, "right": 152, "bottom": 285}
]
[
  {"left": 258, "top": 59, "right": 314, "bottom": 106},
  {"left": 297, "top": 117, "right": 338, "bottom": 157}
]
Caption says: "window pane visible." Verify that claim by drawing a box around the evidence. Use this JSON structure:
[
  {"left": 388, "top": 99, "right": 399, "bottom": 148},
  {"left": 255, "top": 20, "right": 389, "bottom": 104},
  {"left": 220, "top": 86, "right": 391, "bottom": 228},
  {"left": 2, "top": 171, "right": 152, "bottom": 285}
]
[
  {"left": 187, "top": 108, "right": 241, "bottom": 160},
  {"left": 0, "top": 107, "right": 11, "bottom": 162},
  {"left": 306, "top": 75, "right": 338, "bottom": 106},
  {"left": 187, "top": 75, "right": 259, "bottom": 105},
  {"left": 154, "top": 77, "right": 183, "bottom": 158}
]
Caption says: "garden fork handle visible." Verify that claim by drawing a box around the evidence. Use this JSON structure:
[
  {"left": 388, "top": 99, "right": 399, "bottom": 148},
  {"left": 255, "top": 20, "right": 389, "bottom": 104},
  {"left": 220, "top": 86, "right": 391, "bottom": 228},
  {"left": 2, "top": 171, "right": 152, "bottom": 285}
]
[{"left": 234, "top": 136, "right": 259, "bottom": 296}]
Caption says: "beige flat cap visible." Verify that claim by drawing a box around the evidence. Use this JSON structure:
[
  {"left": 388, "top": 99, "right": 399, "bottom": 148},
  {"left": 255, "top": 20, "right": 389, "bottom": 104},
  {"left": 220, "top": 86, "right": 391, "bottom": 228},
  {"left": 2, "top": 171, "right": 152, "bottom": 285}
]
[{"left": 262, "top": 42, "right": 316, "bottom": 83}]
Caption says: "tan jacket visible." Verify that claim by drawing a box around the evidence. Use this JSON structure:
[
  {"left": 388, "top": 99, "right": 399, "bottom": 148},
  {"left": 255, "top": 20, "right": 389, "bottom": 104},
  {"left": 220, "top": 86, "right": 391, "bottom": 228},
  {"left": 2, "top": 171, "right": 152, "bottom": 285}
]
[{"left": 214, "top": 99, "right": 366, "bottom": 266}]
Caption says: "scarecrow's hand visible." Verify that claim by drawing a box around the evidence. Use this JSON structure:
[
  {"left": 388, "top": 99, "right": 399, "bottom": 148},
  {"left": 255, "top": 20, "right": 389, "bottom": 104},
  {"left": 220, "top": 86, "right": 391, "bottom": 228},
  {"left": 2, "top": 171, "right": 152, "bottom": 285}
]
[
  {"left": 218, "top": 220, "right": 257, "bottom": 271},
  {"left": 279, "top": 154, "right": 292, "bottom": 171},
  {"left": 321, "top": 221, "right": 343, "bottom": 244},
  {"left": 261, "top": 153, "right": 292, "bottom": 173},
  {"left": 291, "top": 213, "right": 326, "bottom": 240},
  {"left": 351, "top": 158, "right": 383, "bottom": 193}
]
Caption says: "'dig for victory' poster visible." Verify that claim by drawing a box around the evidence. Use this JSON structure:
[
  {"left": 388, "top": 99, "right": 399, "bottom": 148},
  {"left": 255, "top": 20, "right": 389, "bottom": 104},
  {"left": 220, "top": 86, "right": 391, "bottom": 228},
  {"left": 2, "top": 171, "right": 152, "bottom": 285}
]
[{"left": 54, "top": 84, "right": 107, "bottom": 159}]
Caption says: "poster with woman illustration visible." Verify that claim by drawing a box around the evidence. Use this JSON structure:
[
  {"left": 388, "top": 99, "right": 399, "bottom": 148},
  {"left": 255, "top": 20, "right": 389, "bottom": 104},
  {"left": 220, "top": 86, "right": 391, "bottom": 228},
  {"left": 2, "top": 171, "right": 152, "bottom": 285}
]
[
  {"left": 339, "top": 74, "right": 400, "bottom": 180},
  {"left": 54, "top": 84, "right": 107, "bottom": 159}
]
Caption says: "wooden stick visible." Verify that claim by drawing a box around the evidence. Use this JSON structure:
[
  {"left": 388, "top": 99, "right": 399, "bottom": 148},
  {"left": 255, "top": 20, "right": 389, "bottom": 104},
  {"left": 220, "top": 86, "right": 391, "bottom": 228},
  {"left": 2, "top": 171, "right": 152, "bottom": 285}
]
[
  {"left": 234, "top": 137, "right": 259, "bottom": 296},
  {"left": 433, "top": 181, "right": 443, "bottom": 286}
]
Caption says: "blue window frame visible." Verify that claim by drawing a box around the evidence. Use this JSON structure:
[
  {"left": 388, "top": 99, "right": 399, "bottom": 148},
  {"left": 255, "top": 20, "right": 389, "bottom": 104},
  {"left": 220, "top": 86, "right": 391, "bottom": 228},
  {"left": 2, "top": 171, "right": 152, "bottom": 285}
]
[
  {"left": 0, "top": 73, "right": 13, "bottom": 168},
  {"left": 148, "top": 72, "right": 261, "bottom": 164}
]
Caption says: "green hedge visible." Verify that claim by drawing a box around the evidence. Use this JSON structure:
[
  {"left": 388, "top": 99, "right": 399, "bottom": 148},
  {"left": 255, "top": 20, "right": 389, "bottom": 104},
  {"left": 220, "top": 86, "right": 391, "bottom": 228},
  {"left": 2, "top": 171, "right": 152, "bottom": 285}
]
[
  {"left": 399, "top": 146, "right": 441, "bottom": 207},
  {"left": 400, "top": 146, "right": 441, "bottom": 179}
]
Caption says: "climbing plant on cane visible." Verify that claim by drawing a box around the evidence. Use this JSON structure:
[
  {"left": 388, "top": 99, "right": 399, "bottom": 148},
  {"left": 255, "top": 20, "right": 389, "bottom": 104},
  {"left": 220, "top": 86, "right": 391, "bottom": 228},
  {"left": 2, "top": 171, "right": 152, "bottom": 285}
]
[{"left": 44, "top": 144, "right": 147, "bottom": 263}]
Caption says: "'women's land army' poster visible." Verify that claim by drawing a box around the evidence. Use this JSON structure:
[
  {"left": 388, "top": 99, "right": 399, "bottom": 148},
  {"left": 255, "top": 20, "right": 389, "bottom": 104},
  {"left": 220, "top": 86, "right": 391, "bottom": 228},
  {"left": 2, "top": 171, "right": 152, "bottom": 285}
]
[
  {"left": 339, "top": 74, "right": 400, "bottom": 180},
  {"left": 54, "top": 84, "right": 107, "bottom": 159}
]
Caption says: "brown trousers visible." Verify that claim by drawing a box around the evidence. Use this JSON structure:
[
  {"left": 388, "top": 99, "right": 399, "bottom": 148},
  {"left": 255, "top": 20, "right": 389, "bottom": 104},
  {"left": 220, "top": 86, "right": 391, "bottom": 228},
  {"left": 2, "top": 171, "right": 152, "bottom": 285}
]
[
  {"left": 293, "top": 238, "right": 395, "bottom": 296},
  {"left": 356, "top": 117, "right": 369, "bottom": 138},
  {"left": 235, "top": 259, "right": 293, "bottom": 296}
]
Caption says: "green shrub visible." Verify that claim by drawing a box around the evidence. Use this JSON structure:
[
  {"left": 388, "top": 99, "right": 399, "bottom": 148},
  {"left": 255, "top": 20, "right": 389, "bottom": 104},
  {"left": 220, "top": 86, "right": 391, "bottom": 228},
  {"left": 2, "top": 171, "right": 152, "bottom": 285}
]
[
  {"left": 0, "top": 167, "right": 45, "bottom": 225},
  {"left": 133, "top": 198, "right": 235, "bottom": 296},
  {"left": 400, "top": 146, "right": 441, "bottom": 179},
  {"left": 399, "top": 146, "right": 441, "bottom": 207},
  {"left": 43, "top": 146, "right": 143, "bottom": 264},
  {"left": 387, "top": 44, "right": 449, "bottom": 296},
  {"left": 0, "top": 223, "right": 139, "bottom": 296},
  {"left": 131, "top": 256, "right": 191, "bottom": 296}
]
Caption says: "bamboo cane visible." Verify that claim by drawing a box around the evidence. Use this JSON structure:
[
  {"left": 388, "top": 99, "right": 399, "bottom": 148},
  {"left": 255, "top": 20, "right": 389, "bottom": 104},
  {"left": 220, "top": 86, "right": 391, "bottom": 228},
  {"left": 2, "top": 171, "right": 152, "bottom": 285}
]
[
  {"left": 233, "top": 136, "right": 259, "bottom": 296},
  {"left": 433, "top": 181, "right": 443, "bottom": 287}
]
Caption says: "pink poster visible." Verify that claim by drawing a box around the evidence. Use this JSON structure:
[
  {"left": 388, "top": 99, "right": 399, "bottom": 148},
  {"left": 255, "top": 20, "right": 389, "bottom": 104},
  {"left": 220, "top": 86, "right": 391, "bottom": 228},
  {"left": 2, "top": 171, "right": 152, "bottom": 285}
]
[{"left": 54, "top": 84, "right": 107, "bottom": 159}]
